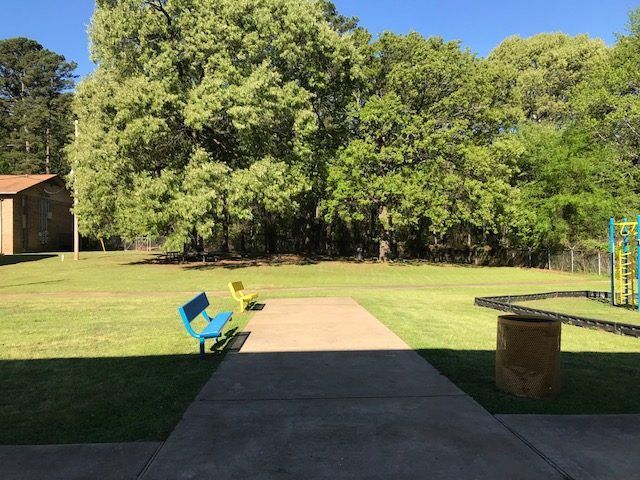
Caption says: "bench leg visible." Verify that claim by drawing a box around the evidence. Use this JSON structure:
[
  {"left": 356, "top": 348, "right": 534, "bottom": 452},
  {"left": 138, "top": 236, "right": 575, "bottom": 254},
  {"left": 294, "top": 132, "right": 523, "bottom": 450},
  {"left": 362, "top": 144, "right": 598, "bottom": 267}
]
[{"left": 199, "top": 338, "right": 205, "bottom": 359}]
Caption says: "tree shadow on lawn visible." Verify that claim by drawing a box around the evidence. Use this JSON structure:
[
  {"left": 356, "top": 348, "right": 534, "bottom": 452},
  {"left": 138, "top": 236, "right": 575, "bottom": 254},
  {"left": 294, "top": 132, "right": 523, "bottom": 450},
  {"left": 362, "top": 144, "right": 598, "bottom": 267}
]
[
  {"left": 420, "top": 348, "right": 640, "bottom": 415},
  {"left": 0, "top": 353, "right": 220, "bottom": 445},
  {"left": 189, "top": 255, "right": 319, "bottom": 270},
  {"left": 126, "top": 253, "right": 320, "bottom": 269},
  {"left": 0, "top": 279, "right": 62, "bottom": 289},
  {"left": 0, "top": 254, "right": 57, "bottom": 266},
  {"left": 2, "top": 347, "right": 639, "bottom": 445}
]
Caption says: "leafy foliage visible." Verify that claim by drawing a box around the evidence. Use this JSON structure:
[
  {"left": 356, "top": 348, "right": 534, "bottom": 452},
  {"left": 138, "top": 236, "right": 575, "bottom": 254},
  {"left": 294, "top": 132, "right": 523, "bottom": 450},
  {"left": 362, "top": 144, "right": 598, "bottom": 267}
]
[
  {"left": 325, "top": 34, "right": 517, "bottom": 258},
  {"left": 509, "top": 123, "right": 636, "bottom": 249},
  {"left": 488, "top": 33, "right": 606, "bottom": 122},
  {"left": 71, "top": 0, "right": 360, "bottom": 249},
  {"left": 0, "top": 38, "right": 76, "bottom": 174},
  {"left": 66, "top": 2, "right": 640, "bottom": 257}
]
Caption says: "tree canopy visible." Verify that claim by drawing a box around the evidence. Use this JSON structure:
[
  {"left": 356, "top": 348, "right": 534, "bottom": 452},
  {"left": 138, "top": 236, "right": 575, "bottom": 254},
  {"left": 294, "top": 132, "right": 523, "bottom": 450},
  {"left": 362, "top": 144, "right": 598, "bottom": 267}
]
[
  {"left": 0, "top": 37, "right": 76, "bottom": 174},
  {"left": 64, "top": 1, "right": 640, "bottom": 259}
]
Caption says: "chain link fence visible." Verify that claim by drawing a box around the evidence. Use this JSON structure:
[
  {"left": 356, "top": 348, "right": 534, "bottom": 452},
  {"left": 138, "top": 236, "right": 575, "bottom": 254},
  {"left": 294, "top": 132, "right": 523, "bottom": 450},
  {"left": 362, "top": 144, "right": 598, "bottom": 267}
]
[
  {"left": 122, "top": 236, "right": 167, "bottom": 252},
  {"left": 116, "top": 237, "right": 611, "bottom": 276},
  {"left": 548, "top": 250, "right": 609, "bottom": 276}
]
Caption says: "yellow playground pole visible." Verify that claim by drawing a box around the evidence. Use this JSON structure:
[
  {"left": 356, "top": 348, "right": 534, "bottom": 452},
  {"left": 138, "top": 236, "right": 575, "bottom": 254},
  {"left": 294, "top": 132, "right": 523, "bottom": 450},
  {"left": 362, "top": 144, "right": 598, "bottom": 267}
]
[{"left": 609, "top": 217, "right": 640, "bottom": 310}]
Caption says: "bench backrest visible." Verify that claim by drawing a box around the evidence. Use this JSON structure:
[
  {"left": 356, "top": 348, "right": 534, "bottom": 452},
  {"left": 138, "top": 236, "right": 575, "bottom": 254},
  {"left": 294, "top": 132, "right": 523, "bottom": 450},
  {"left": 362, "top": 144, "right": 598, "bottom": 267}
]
[
  {"left": 228, "top": 281, "right": 246, "bottom": 301},
  {"left": 179, "top": 292, "right": 209, "bottom": 329}
]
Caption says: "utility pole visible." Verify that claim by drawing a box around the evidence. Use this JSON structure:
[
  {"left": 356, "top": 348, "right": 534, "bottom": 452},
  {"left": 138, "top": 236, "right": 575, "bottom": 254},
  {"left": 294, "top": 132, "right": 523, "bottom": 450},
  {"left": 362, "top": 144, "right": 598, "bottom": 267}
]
[{"left": 73, "top": 120, "right": 79, "bottom": 261}]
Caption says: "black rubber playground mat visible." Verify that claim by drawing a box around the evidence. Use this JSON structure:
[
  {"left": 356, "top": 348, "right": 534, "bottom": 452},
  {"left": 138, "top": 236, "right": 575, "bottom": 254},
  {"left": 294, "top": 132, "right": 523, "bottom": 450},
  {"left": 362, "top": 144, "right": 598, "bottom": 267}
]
[{"left": 475, "top": 291, "right": 640, "bottom": 338}]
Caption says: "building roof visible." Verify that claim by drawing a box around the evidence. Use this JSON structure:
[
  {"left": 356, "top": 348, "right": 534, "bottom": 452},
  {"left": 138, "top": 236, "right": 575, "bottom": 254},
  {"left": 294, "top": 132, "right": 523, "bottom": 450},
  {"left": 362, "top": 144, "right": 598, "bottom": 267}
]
[{"left": 0, "top": 174, "right": 62, "bottom": 195}]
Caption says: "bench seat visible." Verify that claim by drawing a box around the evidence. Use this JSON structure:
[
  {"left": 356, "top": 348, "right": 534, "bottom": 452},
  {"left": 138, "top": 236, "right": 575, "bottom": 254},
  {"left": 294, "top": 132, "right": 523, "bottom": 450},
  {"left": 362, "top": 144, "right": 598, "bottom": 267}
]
[
  {"left": 178, "top": 292, "right": 234, "bottom": 358},
  {"left": 200, "top": 311, "right": 233, "bottom": 338},
  {"left": 228, "top": 281, "right": 259, "bottom": 312}
]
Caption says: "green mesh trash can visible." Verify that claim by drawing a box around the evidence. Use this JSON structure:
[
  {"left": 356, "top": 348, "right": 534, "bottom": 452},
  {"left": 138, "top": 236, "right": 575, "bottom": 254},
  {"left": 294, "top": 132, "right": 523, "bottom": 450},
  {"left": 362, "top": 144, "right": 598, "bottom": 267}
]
[{"left": 496, "top": 314, "right": 561, "bottom": 399}]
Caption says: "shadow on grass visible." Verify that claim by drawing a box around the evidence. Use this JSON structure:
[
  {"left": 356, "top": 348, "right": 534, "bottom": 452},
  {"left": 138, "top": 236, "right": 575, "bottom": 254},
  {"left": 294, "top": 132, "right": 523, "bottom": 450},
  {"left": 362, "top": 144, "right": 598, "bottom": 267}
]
[
  {"left": 0, "top": 279, "right": 62, "bottom": 289},
  {"left": 417, "top": 348, "right": 640, "bottom": 415},
  {"left": 0, "top": 327, "right": 244, "bottom": 445},
  {"left": 189, "top": 256, "right": 319, "bottom": 270},
  {"left": 2, "top": 346, "right": 640, "bottom": 445},
  {"left": 0, "top": 254, "right": 57, "bottom": 266},
  {"left": 0, "top": 353, "right": 223, "bottom": 445},
  {"left": 126, "top": 253, "right": 320, "bottom": 269}
]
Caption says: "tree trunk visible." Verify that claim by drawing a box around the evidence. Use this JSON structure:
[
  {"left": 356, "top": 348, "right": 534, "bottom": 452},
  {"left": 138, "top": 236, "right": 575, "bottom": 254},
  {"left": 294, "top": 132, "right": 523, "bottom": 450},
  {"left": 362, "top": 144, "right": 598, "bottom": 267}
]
[
  {"left": 378, "top": 206, "right": 391, "bottom": 262},
  {"left": 221, "top": 193, "right": 230, "bottom": 252},
  {"left": 263, "top": 216, "right": 277, "bottom": 254},
  {"left": 379, "top": 235, "right": 391, "bottom": 261},
  {"left": 45, "top": 127, "right": 50, "bottom": 174},
  {"left": 263, "top": 219, "right": 269, "bottom": 253},
  {"left": 21, "top": 76, "right": 30, "bottom": 154}
]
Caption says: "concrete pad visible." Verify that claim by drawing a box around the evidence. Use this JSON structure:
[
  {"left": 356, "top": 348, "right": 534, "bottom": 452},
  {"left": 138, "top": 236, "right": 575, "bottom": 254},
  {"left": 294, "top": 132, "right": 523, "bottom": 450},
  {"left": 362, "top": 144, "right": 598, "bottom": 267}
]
[
  {"left": 498, "top": 414, "right": 640, "bottom": 480},
  {"left": 239, "top": 299, "right": 409, "bottom": 352},
  {"left": 239, "top": 324, "right": 408, "bottom": 351},
  {"left": 0, "top": 442, "right": 160, "bottom": 480},
  {"left": 142, "top": 297, "right": 562, "bottom": 479},
  {"left": 143, "top": 396, "right": 562, "bottom": 480},
  {"left": 196, "top": 349, "right": 462, "bottom": 401}
]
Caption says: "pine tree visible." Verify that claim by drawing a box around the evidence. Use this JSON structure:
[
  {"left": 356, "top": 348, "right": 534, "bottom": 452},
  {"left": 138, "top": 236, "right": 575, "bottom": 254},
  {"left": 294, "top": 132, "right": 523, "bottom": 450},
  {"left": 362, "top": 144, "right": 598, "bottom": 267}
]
[{"left": 0, "top": 37, "right": 76, "bottom": 174}]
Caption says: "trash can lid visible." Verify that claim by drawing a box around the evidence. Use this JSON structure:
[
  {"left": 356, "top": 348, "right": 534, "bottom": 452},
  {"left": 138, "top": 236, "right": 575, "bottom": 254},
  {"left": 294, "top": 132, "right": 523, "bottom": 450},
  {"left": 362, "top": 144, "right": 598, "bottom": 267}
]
[{"left": 498, "top": 314, "right": 561, "bottom": 325}]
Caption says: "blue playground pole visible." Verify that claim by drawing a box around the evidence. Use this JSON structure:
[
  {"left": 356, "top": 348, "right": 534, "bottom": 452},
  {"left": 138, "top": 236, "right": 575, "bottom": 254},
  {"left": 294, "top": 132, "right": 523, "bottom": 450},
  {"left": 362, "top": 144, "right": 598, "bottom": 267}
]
[{"left": 610, "top": 217, "right": 615, "bottom": 306}]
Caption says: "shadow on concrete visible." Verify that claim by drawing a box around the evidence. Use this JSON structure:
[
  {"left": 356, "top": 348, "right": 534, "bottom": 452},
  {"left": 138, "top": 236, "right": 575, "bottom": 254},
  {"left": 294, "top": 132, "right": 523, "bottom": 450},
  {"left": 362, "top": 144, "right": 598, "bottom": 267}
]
[
  {"left": 147, "top": 347, "right": 640, "bottom": 480},
  {"left": 497, "top": 413, "right": 640, "bottom": 480},
  {"left": 3, "top": 346, "right": 640, "bottom": 446},
  {"left": 0, "top": 442, "right": 161, "bottom": 480},
  {"left": 0, "top": 254, "right": 57, "bottom": 266}
]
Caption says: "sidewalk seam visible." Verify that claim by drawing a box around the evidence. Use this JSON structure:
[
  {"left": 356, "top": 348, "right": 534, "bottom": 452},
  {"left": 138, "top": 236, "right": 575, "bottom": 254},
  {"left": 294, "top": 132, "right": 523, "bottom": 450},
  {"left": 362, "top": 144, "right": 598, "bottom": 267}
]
[
  {"left": 194, "top": 393, "right": 466, "bottom": 403},
  {"left": 494, "top": 415, "right": 574, "bottom": 480},
  {"left": 136, "top": 441, "right": 165, "bottom": 479}
]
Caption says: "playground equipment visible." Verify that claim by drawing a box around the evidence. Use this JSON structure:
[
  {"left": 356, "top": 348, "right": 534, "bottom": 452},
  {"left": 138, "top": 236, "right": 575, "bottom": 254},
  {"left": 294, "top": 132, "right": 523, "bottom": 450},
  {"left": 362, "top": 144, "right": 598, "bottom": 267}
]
[{"left": 609, "top": 216, "right": 640, "bottom": 310}]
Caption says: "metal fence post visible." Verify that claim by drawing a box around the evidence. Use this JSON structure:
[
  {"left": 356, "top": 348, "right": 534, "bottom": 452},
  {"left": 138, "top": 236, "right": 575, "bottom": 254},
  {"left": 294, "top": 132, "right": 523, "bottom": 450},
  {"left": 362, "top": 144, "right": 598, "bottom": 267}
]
[
  {"left": 570, "top": 248, "right": 574, "bottom": 273},
  {"left": 598, "top": 251, "right": 602, "bottom": 276}
]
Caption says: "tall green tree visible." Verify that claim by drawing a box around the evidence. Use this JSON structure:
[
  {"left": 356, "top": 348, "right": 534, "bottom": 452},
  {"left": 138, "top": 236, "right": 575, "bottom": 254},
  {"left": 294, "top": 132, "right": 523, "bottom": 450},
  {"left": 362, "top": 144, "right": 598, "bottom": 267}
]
[
  {"left": 325, "top": 33, "right": 516, "bottom": 259},
  {"left": 229, "top": 158, "right": 311, "bottom": 253},
  {"left": 507, "top": 122, "right": 637, "bottom": 250},
  {"left": 71, "top": 1, "right": 640, "bottom": 260},
  {"left": 71, "top": 0, "right": 362, "bottom": 250},
  {"left": 572, "top": 8, "right": 640, "bottom": 164},
  {"left": 0, "top": 38, "right": 76, "bottom": 174}
]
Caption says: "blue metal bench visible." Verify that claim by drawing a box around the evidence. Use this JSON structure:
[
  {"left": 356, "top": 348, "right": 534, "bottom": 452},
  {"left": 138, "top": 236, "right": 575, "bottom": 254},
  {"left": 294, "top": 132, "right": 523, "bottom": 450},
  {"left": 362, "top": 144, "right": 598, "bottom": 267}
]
[{"left": 178, "top": 292, "right": 233, "bottom": 358}]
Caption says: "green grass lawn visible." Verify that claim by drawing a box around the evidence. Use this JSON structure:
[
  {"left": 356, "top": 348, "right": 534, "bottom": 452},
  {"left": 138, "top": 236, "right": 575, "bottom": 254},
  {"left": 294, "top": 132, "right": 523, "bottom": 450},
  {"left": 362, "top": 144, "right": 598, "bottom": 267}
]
[
  {"left": 515, "top": 296, "right": 640, "bottom": 325},
  {"left": 2, "top": 251, "right": 639, "bottom": 444}
]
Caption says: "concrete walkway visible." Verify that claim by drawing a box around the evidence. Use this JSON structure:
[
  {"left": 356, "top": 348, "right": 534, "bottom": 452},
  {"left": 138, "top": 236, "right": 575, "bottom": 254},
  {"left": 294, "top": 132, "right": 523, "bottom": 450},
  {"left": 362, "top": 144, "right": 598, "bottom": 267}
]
[
  {"left": 141, "top": 297, "right": 563, "bottom": 479},
  {"left": 498, "top": 414, "right": 640, "bottom": 480},
  {"left": 0, "top": 442, "right": 160, "bottom": 480}
]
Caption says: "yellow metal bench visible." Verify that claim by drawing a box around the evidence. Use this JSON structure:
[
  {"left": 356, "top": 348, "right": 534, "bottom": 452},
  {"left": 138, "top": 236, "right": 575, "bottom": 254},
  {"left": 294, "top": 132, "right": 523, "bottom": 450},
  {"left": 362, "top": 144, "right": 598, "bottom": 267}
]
[{"left": 228, "top": 281, "right": 258, "bottom": 312}]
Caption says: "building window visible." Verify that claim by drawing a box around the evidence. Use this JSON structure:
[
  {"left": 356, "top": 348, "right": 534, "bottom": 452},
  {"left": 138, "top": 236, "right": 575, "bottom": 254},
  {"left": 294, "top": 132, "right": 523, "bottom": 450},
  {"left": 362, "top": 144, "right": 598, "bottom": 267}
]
[{"left": 38, "top": 197, "right": 50, "bottom": 245}]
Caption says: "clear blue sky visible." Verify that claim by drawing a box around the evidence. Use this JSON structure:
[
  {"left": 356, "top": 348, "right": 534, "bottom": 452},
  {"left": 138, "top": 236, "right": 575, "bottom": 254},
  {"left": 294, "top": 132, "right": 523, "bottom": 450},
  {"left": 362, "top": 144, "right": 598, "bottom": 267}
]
[{"left": 0, "top": 0, "right": 637, "bottom": 80}]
